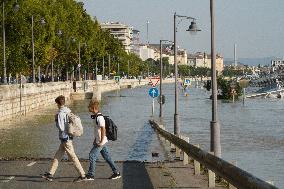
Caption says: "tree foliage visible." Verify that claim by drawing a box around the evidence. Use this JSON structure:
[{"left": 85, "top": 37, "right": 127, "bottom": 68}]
[{"left": 0, "top": 0, "right": 143, "bottom": 79}]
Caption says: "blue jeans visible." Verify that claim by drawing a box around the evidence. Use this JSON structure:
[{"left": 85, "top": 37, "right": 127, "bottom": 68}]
[{"left": 88, "top": 145, "right": 119, "bottom": 176}]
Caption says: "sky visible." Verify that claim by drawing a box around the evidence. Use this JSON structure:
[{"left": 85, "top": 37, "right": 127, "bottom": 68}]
[{"left": 79, "top": 0, "right": 284, "bottom": 59}]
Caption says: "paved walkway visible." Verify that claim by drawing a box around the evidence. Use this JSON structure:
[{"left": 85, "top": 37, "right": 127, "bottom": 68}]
[{"left": 0, "top": 160, "right": 226, "bottom": 189}]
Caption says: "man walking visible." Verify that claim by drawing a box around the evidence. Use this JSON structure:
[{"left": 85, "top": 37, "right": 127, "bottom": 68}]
[
  {"left": 42, "top": 95, "right": 86, "bottom": 182},
  {"left": 85, "top": 99, "right": 121, "bottom": 180}
]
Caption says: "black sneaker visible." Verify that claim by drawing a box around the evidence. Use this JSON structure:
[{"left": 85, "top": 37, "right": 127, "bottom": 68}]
[
  {"left": 73, "top": 176, "right": 86, "bottom": 182},
  {"left": 109, "top": 172, "right": 121, "bottom": 180},
  {"left": 84, "top": 174, "right": 95, "bottom": 181},
  {"left": 41, "top": 172, "right": 53, "bottom": 181}
]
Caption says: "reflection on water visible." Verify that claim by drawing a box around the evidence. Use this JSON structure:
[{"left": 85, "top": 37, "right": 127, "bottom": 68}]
[
  {"left": 1, "top": 83, "right": 283, "bottom": 187},
  {"left": 160, "top": 84, "right": 284, "bottom": 188}
]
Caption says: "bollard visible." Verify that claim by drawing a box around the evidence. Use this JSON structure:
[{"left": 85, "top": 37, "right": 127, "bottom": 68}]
[
  {"left": 194, "top": 144, "right": 200, "bottom": 175},
  {"left": 182, "top": 136, "right": 189, "bottom": 165},
  {"left": 170, "top": 132, "right": 176, "bottom": 152},
  {"left": 158, "top": 124, "right": 163, "bottom": 140},
  {"left": 229, "top": 160, "right": 237, "bottom": 189},
  {"left": 208, "top": 152, "right": 215, "bottom": 188},
  {"left": 170, "top": 143, "right": 175, "bottom": 151},
  {"left": 175, "top": 135, "right": 181, "bottom": 160},
  {"left": 93, "top": 85, "right": 101, "bottom": 101}
]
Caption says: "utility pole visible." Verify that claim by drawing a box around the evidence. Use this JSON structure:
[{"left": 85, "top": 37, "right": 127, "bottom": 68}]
[
  {"left": 147, "top": 20, "right": 150, "bottom": 45},
  {"left": 234, "top": 43, "right": 237, "bottom": 67}
]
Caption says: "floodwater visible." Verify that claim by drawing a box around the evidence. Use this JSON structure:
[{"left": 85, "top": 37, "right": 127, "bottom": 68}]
[
  {"left": 0, "top": 83, "right": 283, "bottom": 187},
  {"left": 161, "top": 83, "right": 284, "bottom": 188},
  {"left": 0, "top": 86, "right": 166, "bottom": 162}
]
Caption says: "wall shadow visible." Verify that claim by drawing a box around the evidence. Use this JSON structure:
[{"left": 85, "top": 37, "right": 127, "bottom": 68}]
[{"left": 122, "top": 162, "right": 154, "bottom": 189}]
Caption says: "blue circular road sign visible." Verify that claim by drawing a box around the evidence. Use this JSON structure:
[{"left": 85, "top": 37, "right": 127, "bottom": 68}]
[{"left": 148, "top": 87, "right": 159, "bottom": 98}]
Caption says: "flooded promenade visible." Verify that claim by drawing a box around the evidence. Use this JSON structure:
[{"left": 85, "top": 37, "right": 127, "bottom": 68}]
[{"left": 0, "top": 83, "right": 283, "bottom": 188}]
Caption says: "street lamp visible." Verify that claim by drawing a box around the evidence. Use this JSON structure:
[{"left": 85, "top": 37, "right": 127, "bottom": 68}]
[
  {"left": 159, "top": 39, "right": 173, "bottom": 118},
  {"left": 32, "top": 15, "right": 46, "bottom": 83},
  {"left": 71, "top": 38, "right": 87, "bottom": 81},
  {"left": 173, "top": 12, "right": 201, "bottom": 136},
  {"left": 210, "top": 0, "right": 221, "bottom": 157},
  {"left": 49, "top": 29, "right": 63, "bottom": 82},
  {"left": 2, "top": 1, "right": 20, "bottom": 84}
]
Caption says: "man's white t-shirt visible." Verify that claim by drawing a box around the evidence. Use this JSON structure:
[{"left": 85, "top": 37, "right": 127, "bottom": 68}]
[{"left": 95, "top": 114, "right": 108, "bottom": 146}]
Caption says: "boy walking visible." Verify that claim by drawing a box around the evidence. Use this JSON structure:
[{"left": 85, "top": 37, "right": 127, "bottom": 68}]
[
  {"left": 42, "top": 95, "right": 86, "bottom": 182},
  {"left": 85, "top": 99, "right": 121, "bottom": 180}
]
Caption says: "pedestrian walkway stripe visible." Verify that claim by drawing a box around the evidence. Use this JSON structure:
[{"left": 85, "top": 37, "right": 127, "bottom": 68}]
[
  {"left": 2, "top": 176, "right": 15, "bottom": 183},
  {"left": 27, "top": 161, "right": 37, "bottom": 167}
]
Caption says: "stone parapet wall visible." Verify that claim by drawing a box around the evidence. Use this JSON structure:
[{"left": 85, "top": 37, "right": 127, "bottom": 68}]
[
  {"left": 0, "top": 79, "right": 153, "bottom": 122},
  {"left": 0, "top": 82, "right": 71, "bottom": 122}
]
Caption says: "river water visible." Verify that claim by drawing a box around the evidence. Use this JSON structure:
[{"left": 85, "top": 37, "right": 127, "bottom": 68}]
[{"left": 0, "top": 83, "right": 283, "bottom": 187}]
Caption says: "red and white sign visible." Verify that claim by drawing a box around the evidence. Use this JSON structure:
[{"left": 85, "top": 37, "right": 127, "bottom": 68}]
[{"left": 149, "top": 76, "right": 160, "bottom": 87}]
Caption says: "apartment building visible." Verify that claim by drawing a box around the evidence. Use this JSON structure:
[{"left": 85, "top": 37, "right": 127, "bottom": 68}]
[{"left": 101, "top": 22, "right": 133, "bottom": 53}]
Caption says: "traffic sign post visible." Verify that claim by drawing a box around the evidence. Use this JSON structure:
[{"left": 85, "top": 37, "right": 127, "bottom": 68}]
[
  {"left": 114, "top": 76, "right": 120, "bottom": 83},
  {"left": 149, "top": 77, "right": 160, "bottom": 87},
  {"left": 148, "top": 87, "right": 159, "bottom": 98},
  {"left": 148, "top": 87, "right": 159, "bottom": 117},
  {"left": 184, "top": 78, "right": 191, "bottom": 86}
]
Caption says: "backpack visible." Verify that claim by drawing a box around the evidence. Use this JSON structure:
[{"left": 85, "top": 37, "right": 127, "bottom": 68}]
[
  {"left": 96, "top": 113, "right": 117, "bottom": 141},
  {"left": 67, "top": 113, "right": 83, "bottom": 137}
]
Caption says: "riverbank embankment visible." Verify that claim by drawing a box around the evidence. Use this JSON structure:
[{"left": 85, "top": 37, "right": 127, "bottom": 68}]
[{"left": 0, "top": 78, "right": 174, "bottom": 122}]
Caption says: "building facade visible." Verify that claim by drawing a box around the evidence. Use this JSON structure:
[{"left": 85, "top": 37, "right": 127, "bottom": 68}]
[
  {"left": 271, "top": 58, "right": 284, "bottom": 72},
  {"left": 188, "top": 52, "right": 224, "bottom": 73},
  {"left": 139, "top": 45, "right": 156, "bottom": 61},
  {"left": 100, "top": 22, "right": 133, "bottom": 53},
  {"left": 271, "top": 58, "right": 284, "bottom": 67}
]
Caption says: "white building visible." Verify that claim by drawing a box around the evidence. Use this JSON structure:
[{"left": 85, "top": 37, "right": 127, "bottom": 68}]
[
  {"left": 271, "top": 58, "right": 284, "bottom": 72},
  {"left": 188, "top": 52, "right": 224, "bottom": 73},
  {"left": 271, "top": 58, "right": 284, "bottom": 67},
  {"left": 176, "top": 49, "right": 187, "bottom": 65},
  {"left": 147, "top": 44, "right": 187, "bottom": 65},
  {"left": 139, "top": 45, "right": 155, "bottom": 61},
  {"left": 100, "top": 22, "right": 133, "bottom": 53}
]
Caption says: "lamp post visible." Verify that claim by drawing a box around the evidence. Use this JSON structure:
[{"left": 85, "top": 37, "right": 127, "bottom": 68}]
[
  {"left": 2, "top": 1, "right": 6, "bottom": 84},
  {"left": 71, "top": 38, "right": 87, "bottom": 81},
  {"left": 127, "top": 60, "right": 130, "bottom": 79},
  {"left": 173, "top": 12, "right": 201, "bottom": 136},
  {"left": 78, "top": 41, "right": 81, "bottom": 80},
  {"left": 108, "top": 54, "right": 110, "bottom": 79},
  {"left": 159, "top": 39, "right": 173, "bottom": 118},
  {"left": 102, "top": 56, "right": 105, "bottom": 80},
  {"left": 95, "top": 60, "right": 98, "bottom": 80},
  {"left": 210, "top": 0, "right": 221, "bottom": 157},
  {"left": 31, "top": 16, "right": 46, "bottom": 83},
  {"left": 2, "top": 1, "right": 20, "bottom": 84}
]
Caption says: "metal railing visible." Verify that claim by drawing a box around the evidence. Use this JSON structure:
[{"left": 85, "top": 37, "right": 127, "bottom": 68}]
[{"left": 149, "top": 120, "right": 278, "bottom": 189}]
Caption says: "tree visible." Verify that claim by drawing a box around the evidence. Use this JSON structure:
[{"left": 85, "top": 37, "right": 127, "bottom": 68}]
[{"left": 0, "top": 0, "right": 132, "bottom": 81}]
